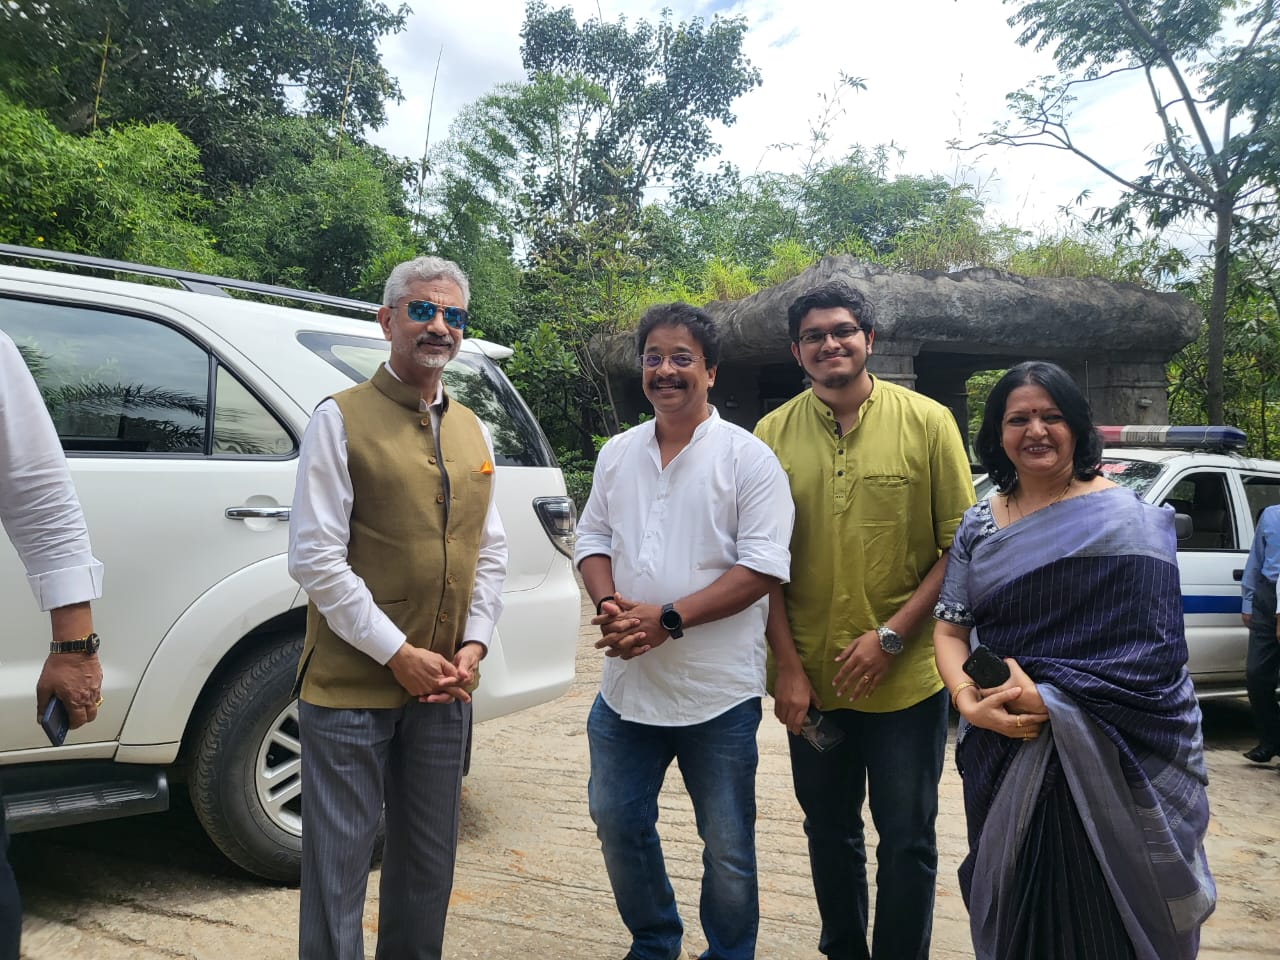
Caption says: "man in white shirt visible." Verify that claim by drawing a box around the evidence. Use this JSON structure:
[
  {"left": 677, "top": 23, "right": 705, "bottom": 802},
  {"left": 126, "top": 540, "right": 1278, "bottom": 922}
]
[
  {"left": 288, "top": 256, "right": 507, "bottom": 960},
  {"left": 1, "top": 330, "right": 105, "bottom": 960},
  {"left": 575, "top": 303, "right": 794, "bottom": 960}
]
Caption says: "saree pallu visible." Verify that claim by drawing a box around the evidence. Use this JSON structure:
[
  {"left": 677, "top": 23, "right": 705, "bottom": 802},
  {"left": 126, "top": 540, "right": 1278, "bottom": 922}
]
[{"left": 940, "top": 488, "right": 1216, "bottom": 960}]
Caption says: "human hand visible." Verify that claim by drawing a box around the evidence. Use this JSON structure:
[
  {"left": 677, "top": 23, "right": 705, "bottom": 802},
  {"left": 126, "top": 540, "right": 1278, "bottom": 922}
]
[
  {"left": 957, "top": 685, "right": 1049, "bottom": 741},
  {"left": 593, "top": 596, "right": 668, "bottom": 659},
  {"left": 36, "top": 653, "right": 103, "bottom": 730},
  {"left": 424, "top": 642, "right": 485, "bottom": 703},
  {"left": 832, "top": 630, "right": 893, "bottom": 700},
  {"left": 999, "top": 658, "right": 1045, "bottom": 716},
  {"left": 1241, "top": 613, "right": 1251, "bottom": 627},
  {"left": 773, "top": 661, "right": 815, "bottom": 734},
  {"left": 387, "top": 644, "right": 469, "bottom": 703}
]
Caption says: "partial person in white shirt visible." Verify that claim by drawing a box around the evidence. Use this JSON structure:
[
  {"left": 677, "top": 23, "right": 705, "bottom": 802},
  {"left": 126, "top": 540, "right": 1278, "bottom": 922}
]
[
  {"left": 575, "top": 302, "right": 794, "bottom": 960},
  {"left": 1, "top": 329, "right": 105, "bottom": 960},
  {"left": 287, "top": 256, "right": 507, "bottom": 960}
]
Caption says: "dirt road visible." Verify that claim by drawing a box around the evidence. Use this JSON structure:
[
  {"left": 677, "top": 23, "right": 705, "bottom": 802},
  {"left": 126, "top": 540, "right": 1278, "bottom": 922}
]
[{"left": 13, "top": 590, "right": 1280, "bottom": 958}]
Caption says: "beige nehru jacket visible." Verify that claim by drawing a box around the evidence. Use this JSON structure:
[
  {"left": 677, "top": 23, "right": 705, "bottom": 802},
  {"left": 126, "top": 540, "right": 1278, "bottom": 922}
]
[{"left": 298, "top": 365, "right": 493, "bottom": 708}]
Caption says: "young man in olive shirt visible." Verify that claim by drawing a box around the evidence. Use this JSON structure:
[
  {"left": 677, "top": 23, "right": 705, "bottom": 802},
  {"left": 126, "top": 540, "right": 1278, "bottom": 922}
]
[{"left": 754, "top": 282, "right": 974, "bottom": 960}]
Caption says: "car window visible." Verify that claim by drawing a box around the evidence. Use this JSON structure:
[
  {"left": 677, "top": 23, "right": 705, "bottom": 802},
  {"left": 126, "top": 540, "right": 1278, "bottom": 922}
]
[
  {"left": 1, "top": 296, "right": 294, "bottom": 457},
  {"left": 1161, "top": 471, "right": 1237, "bottom": 550},
  {"left": 298, "top": 331, "right": 555, "bottom": 468},
  {"left": 213, "top": 367, "right": 294, "bottom": 457},
  {"left": 1098, "top": 457, "right": 1166, "bottom": 496},
  {"left": 1242, "top": 475, "right": 1280, "bottom": 525}
]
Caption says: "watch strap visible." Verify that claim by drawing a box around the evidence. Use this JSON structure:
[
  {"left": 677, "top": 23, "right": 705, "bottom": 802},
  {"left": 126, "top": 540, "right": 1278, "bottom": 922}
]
[
  {"left": 50, "top": 632, "right": 100, "bottom": 655},
  {"left": 594, "top": 594, "right": 616, "bottom": 616}
]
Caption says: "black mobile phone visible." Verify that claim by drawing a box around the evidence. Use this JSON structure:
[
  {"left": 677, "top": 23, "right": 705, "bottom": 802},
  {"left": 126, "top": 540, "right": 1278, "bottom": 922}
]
[
  {"left": 962, "top": 645, "right": 1012, "bottom": 689},
  {"left": 800, "top": 707, "right": 846, "bottom": 753},
  {"left": 40, "top": 695, "right": 69, "bottom": 746}
]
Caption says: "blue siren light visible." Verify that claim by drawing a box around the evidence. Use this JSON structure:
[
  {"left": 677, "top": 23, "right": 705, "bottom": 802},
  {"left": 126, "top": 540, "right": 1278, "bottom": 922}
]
[{"left": 1097, "top": 425, "right": 1247, "bottom": 451}]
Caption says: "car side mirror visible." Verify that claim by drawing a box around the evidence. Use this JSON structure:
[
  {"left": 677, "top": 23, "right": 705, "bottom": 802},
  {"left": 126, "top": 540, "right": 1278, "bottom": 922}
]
[{"left": 1173, "top": 512, "right": 1193, "bottom": 542}]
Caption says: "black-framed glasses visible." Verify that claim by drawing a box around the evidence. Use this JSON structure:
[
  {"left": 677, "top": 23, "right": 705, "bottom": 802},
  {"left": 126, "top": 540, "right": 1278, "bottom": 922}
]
[
  {"left": 796, "top": 324, "right": 862, "bottom": 346},
  {"left": 406, "top": 299, "right": 469, "bottom": 330},
  {"left": 638, "top": 353, "right": 705, "bottom": 369}
]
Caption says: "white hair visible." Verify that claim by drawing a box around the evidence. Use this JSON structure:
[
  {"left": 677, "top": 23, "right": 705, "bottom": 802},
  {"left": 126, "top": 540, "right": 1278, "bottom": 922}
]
[{"left": 382, "top": 255, "right": 470, "bottom": 308}]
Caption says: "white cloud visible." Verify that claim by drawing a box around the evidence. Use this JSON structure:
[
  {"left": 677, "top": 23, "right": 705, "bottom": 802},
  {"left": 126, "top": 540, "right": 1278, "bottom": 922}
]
[{"left": 371, "top": 0, "right": 1207, "bottom": 244}]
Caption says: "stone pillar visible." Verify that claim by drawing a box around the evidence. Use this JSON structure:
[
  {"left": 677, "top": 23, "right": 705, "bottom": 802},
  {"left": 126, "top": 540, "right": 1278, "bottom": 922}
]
[
  {"left": 1065, "top": 360, "right": 1171, "bottom": 425},
  {"left": 867, "top": 338, "right": 918, "bottom": 389}
]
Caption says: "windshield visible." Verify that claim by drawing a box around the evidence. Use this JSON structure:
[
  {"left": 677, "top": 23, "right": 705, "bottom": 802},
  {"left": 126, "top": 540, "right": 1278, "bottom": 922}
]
[{"left": 1098, "top": 457, "right": 1166, "bottom": 497}]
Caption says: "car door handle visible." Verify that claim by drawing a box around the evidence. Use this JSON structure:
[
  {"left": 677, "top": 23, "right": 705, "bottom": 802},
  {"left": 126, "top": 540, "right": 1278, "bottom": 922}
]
[
  {"left": 225, "top": 506, "right": 291, "bottom": 521},
  {"left": 1233, "top": 568, "right": 1244, "bottom": 582}
]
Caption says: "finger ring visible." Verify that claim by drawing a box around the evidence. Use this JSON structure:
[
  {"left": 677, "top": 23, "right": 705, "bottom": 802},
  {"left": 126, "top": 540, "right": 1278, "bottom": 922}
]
[
  {"left": 94, "top": 695, "right": 104, "bottom": 708},
  {"left": 859, "top": 675, "right": 870, "bottom": 684},
  {"left": 1015, "top": 715, "right": 1023, "bottom": 728}
]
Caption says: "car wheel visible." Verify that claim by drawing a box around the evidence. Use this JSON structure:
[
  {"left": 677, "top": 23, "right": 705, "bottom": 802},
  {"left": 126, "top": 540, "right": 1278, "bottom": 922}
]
[{"left": 188, "top": 632, "right": 306, "bottom": 882}]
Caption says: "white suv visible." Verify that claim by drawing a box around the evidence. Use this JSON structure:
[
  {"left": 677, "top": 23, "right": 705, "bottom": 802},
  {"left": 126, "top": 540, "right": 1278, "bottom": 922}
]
[
  {"left": 976, "top": 425, "right": 1280, "bottom": 699},
  {"left": 0, "top": 246, "right": 580, "bottom": 881}
]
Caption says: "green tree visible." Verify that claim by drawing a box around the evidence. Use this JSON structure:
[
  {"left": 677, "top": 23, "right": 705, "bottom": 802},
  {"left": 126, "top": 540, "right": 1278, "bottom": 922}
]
[
  {"left": 0, "top": 0, "right": 408, "bottom": 190},
  {"left": 0, "top": 94, "right": 217, "bottom": 268},
  {"left": 983, "top": 0, "right": 1280, "bottom": 422}
]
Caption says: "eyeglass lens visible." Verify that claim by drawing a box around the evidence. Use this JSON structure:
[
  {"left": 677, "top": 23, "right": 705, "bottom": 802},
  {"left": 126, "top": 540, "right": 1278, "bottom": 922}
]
[
  {"left": 407, "top": 300, "right": 468, "bottom": 329},
  {"left": 799, "top": 325, "right": 860, "bottom": 345},
  {"left": 639, "top": 353, "right": 701, "bottom": 369}
]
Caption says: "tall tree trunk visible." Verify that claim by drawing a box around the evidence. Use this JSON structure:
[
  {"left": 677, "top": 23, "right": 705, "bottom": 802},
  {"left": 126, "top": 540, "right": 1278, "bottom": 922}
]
[{"left": 1206, "top": 198, "right": 1232, "bottom": 424}]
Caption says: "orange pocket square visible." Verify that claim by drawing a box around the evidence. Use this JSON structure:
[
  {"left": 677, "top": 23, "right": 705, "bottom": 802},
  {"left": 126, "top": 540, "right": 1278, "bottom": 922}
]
[{"left": 478, "top": 459, "right": 494, "bottom": 475}]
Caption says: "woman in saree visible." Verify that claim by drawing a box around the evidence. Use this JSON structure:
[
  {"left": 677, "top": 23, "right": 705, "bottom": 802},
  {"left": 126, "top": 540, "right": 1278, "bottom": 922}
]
[{"left": 933, "top": 361, "right": 1215, "bottom": 960}]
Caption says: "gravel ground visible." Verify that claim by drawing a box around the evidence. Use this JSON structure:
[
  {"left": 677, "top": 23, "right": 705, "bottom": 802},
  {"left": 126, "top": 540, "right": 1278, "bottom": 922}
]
[{"left": 13, "top": 587, "right": 1280, "bottom": 958}]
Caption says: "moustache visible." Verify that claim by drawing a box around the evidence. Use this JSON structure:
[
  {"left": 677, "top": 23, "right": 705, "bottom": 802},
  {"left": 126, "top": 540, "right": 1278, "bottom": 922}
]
[
  {"left": 416, "top": 334, "right": 454, "bottom": 347},
  {"left": 651, "top": 379, "right": 686, "bottom": 389}
]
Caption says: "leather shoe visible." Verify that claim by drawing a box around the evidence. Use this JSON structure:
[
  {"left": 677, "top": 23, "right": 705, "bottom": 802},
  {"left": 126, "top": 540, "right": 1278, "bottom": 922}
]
[{"left": 1243, "top": 744, "right": 1278, "bottom": 763}]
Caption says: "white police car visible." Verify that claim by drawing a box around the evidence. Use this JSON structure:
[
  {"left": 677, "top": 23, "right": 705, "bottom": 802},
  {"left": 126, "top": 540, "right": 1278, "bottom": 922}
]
[{"left": 975, "top": 425, "right": 1280, "bottom": 699}]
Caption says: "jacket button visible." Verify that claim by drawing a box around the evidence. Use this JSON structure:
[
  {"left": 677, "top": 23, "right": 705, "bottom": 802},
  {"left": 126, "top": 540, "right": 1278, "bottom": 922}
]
[
  {"left": 447, "top": 575, "right": 456, "bottom": 584},
  {"left": 436, "top": 494, "right": 445, "bottom": 503},
  {"left": 428, "top": 456, "right": 437, "bottom": 464},
  {"left": 420, "top": 418, "right": 430, "bottom": 426},
  {"left": 439, "top": 612, "right": 449, "bottom": 622}
]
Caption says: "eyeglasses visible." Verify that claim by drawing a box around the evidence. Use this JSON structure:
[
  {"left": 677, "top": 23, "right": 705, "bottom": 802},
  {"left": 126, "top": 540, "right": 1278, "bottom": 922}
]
[
  {"left": 796, "top": 324, "right": 862, "bottom": 346},
  {"left": 405, "top": 299, "right": 469, "bottom": 330},
  {"left": 638, "top": 353, "right": 705, "bottom": 369}
]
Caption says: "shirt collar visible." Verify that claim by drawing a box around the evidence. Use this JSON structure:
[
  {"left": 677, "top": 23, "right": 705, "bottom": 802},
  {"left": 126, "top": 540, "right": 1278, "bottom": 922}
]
[{"left": 379, "top": 361, "right": 446, "bottom": 412}]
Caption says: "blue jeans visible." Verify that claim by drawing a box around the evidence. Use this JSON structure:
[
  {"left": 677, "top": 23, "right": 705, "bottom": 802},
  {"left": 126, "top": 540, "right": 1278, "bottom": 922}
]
[
  {"left": 788, "top": 689, "right": 948, "bottom": 960},
  {"left": 587, "top": 694, "right": 761, "bottom": 960}
]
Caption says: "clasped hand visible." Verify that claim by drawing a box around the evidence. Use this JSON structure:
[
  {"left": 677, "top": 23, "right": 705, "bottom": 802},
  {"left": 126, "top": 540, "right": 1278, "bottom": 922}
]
[
  {"left": 958, "top": 656, "right": 1050, "bottom": 741},
  {"left": 592, "top": 596, "right": 667, "bottom": 659},
  {"left": 387, "top": 642, "right": 480, "bottom": 703}
]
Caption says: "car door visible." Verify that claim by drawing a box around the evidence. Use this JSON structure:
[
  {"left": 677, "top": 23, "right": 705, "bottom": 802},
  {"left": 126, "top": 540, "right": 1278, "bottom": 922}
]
[
  {"left": 1153, "top": 468, "right": 1247, "bottom": 684},
  {"left": 0, "top": 292, "right": 299, "bottom": 752}
]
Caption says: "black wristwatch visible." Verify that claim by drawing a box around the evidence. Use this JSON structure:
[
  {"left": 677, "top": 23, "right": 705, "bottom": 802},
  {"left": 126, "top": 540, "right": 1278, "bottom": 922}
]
[
  {"left": 660, "top": 603, "right": 684, "bottom": 639},
  {"left": 594, "top": 594, "right": 616, "bottom": 615},
  {"left": 50, "top": 632, "right": 100, "bottom": 655}
]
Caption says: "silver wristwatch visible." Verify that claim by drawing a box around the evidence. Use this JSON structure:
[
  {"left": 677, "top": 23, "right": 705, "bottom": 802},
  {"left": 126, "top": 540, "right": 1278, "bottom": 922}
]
[{"left": 876, "top": 624, "right": 904, "bottom": 655}]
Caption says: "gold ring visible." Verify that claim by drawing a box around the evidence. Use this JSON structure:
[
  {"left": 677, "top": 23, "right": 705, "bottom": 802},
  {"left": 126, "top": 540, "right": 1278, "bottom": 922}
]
[
  {"left": 1015, "top": 715, "right": 1023, "bottom": 728},
  {"left": 859, "top": 675, "right": 870, "bottom": 684},
  {"left": 94, "top": 695, "right": 104, "bottom": 708}
]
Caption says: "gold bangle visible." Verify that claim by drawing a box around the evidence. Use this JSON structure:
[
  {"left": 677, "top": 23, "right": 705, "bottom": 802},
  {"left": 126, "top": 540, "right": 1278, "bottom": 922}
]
[{"left": 950, "top": 680, "right": 978, "bottom": 709}]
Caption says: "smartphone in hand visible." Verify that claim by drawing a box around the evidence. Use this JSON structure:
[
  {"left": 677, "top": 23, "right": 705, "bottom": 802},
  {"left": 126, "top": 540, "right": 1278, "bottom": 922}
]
[
  {"left": 962, "top": 645, "right": 1012, "bottom": 688},
  {"left": 40, "top": 695, "right": 69, "bottom": 746},
  {"left": 800, "top": 707, "right": 846, "bottom": 752}
]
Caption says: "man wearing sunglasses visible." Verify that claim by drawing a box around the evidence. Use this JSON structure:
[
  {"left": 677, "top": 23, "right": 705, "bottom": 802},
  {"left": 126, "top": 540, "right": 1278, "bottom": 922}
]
[
  {"left": 576, "top": 302, "right": 794, "bottom": 960},
  {"left": 288, "top": 255, "right": 508, "bottom": 960}
]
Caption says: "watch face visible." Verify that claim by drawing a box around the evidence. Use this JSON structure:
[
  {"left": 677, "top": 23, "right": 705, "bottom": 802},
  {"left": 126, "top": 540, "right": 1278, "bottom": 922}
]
[
  {"left": 660, "top": 609, "right": 680, "bottom": 630},
  {"left": 878, "top": 627, "right": 904, "bottom": 655}
]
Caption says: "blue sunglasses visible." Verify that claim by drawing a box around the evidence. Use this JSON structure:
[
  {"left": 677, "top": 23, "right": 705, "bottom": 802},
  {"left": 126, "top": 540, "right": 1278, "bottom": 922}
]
[{"left": 406, "top": 299, "right": 468, "bottom": 330}]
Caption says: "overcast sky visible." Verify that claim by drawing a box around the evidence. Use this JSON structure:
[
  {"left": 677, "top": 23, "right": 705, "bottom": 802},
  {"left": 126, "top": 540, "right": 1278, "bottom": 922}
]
[{"left": 371, "top": 0, "right": 1176, "bottom": 237}]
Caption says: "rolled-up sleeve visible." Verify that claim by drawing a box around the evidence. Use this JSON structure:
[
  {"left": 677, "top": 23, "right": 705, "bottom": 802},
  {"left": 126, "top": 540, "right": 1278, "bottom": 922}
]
[
  {"left": 733, "top": 445, "right": 793, "bottom": 583},
  {"left": 573, "top": 440, "right": 617, "bottom": 567}
]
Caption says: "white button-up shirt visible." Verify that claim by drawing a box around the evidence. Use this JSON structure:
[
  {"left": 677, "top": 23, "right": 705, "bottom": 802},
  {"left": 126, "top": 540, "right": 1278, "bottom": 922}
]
[
  {"left": 575, "top": 407, "right": 794, "bottom": 725},
  {"left": 0, "top": 331, "right": 104, "bottom": 613},
  {"left": 288, "top": 364, "right": 508, "bottom": 665}
]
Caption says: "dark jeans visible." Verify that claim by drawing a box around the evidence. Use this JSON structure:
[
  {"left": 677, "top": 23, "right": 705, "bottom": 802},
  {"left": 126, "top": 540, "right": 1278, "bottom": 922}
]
[
  {"left": 1, "top": 789, "right": 19, "bottom": 960},
  {"left": 1247, "top": 579, "right": 1280, "bottom": 751},
  {"left": 587, "top": 694, "right": 761, "bottom": 960},
  {"left": 788, "top": 689, "right": 948, "bottom": 960}
]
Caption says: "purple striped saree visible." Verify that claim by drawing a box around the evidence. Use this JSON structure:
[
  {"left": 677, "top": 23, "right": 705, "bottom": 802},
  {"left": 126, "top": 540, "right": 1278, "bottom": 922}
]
[{"left": 936, "top": 487, "right": 1215, "bottom": 960}]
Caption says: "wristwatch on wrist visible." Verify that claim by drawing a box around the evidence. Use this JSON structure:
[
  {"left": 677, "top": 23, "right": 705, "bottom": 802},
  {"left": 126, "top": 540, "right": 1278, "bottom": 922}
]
[
  {"left": 876, "top": 624, "right": 904, "bottom": 656},
  {"left": 594, "top": 594, "right": 616, "bottom": 615},
  {"left": 660, "top": 603, "right": 684, "bottom": 640},
  {"left": 50, "top": 632, "right": 100, "bottom": 655}
]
